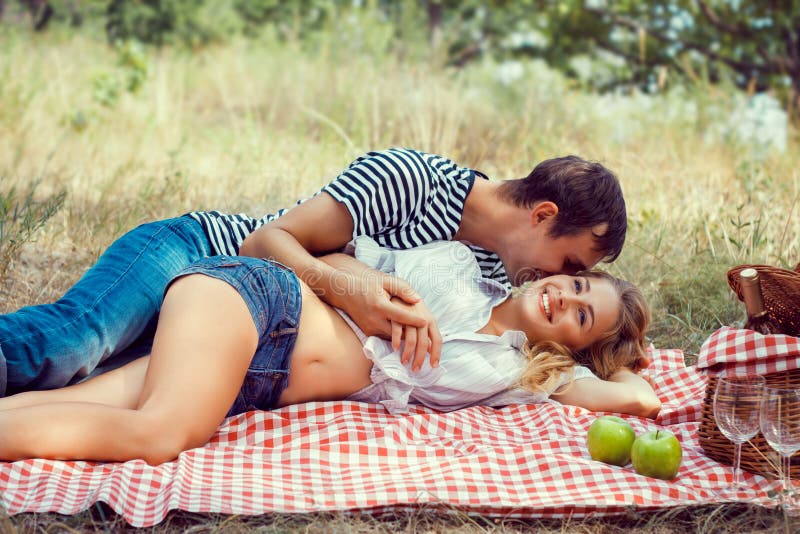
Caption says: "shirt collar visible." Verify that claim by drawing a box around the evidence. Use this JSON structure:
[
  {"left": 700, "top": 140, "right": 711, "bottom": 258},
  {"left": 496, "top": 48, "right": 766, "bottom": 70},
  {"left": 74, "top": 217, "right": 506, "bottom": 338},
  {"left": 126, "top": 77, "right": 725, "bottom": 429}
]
[{"left": 497, "top": 329, "right": 528, "bottom": 349}]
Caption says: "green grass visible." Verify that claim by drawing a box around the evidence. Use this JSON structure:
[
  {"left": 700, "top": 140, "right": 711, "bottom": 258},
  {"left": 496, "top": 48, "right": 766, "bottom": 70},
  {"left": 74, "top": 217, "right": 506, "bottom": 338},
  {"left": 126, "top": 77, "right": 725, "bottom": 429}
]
[{"left": 1, "top": 21, "right": 799, "bottom": 532}]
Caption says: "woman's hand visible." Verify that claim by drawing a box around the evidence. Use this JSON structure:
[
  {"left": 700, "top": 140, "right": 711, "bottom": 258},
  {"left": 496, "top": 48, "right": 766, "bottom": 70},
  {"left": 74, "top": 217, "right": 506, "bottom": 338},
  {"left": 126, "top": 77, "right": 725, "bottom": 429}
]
[{"left": 388, "top": 296, "right": 443, "bottom": 371}]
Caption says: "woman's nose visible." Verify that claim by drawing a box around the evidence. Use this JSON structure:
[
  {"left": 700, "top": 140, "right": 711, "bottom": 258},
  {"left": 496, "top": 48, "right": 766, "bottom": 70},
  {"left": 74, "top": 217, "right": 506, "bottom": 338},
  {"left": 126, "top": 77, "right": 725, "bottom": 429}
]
[{"left": 559, "top": 291, "right": 582, "bottom": 308}]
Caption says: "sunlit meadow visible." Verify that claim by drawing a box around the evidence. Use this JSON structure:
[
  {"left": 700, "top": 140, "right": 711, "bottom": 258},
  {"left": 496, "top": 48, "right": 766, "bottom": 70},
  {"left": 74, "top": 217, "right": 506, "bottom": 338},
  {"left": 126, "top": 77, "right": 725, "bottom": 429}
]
[{"left": 1, "top": 14, "right": 798, "bottom": 531}]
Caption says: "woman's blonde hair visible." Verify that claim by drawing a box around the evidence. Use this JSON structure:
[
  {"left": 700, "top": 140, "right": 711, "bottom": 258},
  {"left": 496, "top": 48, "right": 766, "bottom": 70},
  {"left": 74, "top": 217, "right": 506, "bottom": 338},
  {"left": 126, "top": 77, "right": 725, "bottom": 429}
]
[{"left": 517, "top": 271, "right": 650, "bottom": 393}]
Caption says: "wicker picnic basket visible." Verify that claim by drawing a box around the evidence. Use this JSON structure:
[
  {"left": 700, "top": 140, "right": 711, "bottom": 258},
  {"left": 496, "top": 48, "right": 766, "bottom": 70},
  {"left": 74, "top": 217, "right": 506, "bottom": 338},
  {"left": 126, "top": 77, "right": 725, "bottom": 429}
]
[
  {"left": 698, "top": 263, "right": 800, "bottom": 479},
  {"left": 726, "top": 263, "right": 800, "bottom": 338}
]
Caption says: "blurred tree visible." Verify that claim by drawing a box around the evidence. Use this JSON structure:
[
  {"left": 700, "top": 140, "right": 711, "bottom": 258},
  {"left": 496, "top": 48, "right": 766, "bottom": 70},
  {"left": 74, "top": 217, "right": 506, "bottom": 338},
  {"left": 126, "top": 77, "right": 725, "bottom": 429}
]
[
  {"left": 429, "top": 1, "right": 800, "bottom": 114},
  {"left": 8, "top": 0, "right": 797, "bottom": 114},
  {"left": 27, "top": 0, "right": 51, "bottom": 30},
  {"left": 0, "top": 0, "right": 53, "bottom": 29},
  {"left": 106, "top": 0, "right": 213, "bottom": 47},
  {"left": 553, "top": 1, "right": 799, "bottom": 111},
  {"left": 423, "top": 0, "right": 542, "bottom": 66},
  {"left": 232, "top": 0, "right": 332, "bottom": 39}
]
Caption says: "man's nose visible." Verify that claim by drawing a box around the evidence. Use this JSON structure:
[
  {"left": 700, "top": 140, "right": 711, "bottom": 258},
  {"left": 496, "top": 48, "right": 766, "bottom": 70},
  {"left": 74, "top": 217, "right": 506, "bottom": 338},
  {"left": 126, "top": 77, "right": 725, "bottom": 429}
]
[{"left": 562, "top": 265, "right": 580, "bottom": 275}]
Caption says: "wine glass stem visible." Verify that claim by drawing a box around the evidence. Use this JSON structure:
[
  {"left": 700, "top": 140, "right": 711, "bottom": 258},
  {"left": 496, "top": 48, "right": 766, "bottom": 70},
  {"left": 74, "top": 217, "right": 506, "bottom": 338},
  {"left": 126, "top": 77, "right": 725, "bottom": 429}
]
[
  {"left": 732, "top": 442, "right": 742, "bottom": 489},
  {"left": 782, "top": 454, "right": 790, "bottom": 509}
]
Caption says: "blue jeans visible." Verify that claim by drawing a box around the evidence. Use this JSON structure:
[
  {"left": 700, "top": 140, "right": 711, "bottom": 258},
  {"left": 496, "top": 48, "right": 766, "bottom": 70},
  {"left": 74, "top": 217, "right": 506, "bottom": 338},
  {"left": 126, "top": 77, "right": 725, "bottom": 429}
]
[
  {"left": 168, "top": 256, "right": 301, "bottom": 416},
  {"left": 0, "top": 216, "right": 211, "bottom": 396}
]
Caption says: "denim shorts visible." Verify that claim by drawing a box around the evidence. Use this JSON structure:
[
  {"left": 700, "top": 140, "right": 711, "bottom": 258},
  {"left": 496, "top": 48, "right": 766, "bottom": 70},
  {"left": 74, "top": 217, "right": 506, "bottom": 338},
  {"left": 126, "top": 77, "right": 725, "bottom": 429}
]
[{"left": 167, "top": 255, "right": 302, "bottom": 417}]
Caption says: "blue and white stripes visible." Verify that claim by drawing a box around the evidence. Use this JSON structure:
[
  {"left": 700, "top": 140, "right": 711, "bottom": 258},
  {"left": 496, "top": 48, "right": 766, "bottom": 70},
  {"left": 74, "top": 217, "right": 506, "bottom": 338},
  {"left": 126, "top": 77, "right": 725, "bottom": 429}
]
[{"left": 189, "top": 147, "right": 510, "bottom": 287}]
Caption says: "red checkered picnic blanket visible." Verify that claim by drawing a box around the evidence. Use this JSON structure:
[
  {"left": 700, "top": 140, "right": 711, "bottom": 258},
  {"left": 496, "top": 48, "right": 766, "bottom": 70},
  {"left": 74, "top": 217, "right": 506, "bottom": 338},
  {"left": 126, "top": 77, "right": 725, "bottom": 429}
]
[
  {"left": 2, "top": 328, "right": 797, "bottom": 527},
  {"left": 697, "top": 326, "right": 800, "bottom": 375}
]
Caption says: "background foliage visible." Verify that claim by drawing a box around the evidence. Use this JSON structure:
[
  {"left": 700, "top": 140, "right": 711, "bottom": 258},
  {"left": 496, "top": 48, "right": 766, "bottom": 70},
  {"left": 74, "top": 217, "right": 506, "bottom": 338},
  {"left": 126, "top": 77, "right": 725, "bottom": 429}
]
[{"left": 5, "top": 1, "right": 798, "bottom": 113}]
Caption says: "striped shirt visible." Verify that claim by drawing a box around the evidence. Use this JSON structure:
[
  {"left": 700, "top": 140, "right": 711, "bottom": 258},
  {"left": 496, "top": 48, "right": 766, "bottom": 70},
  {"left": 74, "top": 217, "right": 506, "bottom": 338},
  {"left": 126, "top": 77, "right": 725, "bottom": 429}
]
[
  {"left": 339, "top": 237, "right": 597, "bottom": 414},
  {"left": 189, "top": 147, "right": 510, "bottom": 286}
]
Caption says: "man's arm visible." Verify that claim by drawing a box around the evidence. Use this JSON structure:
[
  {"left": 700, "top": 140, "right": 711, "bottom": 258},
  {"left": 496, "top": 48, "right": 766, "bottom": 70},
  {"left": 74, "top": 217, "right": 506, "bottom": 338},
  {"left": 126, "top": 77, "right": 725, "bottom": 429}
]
[
  {"left": 239, "top": 193, "right": 441, "bottom": 367},
  {"left": 240, "top": 193, "right": 359, "bottom": 306},
  {"left": 550, "top": 367, "right": 661, "bottom": 419}
]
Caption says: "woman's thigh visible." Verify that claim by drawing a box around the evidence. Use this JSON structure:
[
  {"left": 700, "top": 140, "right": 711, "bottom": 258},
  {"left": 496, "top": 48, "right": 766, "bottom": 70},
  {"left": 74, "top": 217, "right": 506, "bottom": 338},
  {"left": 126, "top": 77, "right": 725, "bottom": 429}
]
[
  {"left": 135, "top": 273, "right": 259, "bottom": 447},
  {"left": 155, "top": 256, "right": 302, "bottom": 417},
  {"left": 0, "top": 356, "right": 150, "bottom": 411}
]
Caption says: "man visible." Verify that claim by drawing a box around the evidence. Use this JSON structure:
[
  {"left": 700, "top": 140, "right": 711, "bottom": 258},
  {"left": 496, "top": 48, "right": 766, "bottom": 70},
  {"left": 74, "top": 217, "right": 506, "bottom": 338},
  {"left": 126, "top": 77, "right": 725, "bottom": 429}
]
[
  {"left": 237, "top": 148, "right": 626, "bottom": 372},
  {"left": 0, "top": 147, "right": 625, "bottom": 395}
]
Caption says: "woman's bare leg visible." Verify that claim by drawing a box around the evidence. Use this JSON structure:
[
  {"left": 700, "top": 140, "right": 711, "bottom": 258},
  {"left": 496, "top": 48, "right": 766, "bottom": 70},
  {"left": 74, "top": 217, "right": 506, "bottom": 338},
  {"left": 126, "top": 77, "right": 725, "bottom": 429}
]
[
  {"left": 0, "top": 356, "right": 150, "bottom": 411},
  {"left": 0, "top": 275, "right": 258, "bottom": 464}
]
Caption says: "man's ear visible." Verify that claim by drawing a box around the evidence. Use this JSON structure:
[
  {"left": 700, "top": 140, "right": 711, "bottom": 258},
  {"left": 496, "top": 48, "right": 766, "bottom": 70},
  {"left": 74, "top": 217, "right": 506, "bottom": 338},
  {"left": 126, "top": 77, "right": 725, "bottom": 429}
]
[{"left": 530, "top": 201, "right": 559, "bottom": 226}]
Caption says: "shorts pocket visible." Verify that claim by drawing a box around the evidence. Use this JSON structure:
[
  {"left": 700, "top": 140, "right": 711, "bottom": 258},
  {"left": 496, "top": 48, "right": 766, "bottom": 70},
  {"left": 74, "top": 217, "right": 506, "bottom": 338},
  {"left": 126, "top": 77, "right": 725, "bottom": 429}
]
[
  {"left": 236, "top": 367, "right": 267, "bottom": 410},
  {"left": 262, "top": 369, "right": 289, "bottom": 407}
]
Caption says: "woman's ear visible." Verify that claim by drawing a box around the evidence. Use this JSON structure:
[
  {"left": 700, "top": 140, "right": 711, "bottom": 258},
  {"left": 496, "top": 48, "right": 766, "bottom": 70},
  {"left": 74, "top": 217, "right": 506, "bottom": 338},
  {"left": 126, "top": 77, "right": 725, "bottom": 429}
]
[{"left": 530, "top": 201, "right": 559, "bottom": 226}]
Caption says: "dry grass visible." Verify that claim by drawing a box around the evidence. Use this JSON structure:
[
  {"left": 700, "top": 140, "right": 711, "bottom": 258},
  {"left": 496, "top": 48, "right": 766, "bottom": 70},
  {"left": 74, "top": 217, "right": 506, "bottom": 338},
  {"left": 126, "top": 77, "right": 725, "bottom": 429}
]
[
  {"left": 3, "top": 502, "right": 798, "bottom": 533},
  {"left": 1, "top": 21, "right": 799, "bottom": 532}
]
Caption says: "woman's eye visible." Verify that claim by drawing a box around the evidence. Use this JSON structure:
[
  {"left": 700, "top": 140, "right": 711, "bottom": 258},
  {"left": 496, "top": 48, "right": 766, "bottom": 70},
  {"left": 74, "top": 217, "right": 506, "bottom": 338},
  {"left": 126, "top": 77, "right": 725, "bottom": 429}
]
[
  {"left": 573, "top": 279, "right": 582, "bottom": 293},
  {"left": 579, "top": 309, "right": 586, "bottom": 326}
]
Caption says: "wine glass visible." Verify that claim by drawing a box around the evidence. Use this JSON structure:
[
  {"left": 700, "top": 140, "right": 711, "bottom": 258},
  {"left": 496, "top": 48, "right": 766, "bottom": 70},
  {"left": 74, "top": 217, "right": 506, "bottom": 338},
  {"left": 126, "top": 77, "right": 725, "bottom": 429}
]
[
  {"left": 713, "top": 375, "right": 766, "bottom": 494},
  {"left": 759, "top": 386, "right": 800, "bottom": 512}
]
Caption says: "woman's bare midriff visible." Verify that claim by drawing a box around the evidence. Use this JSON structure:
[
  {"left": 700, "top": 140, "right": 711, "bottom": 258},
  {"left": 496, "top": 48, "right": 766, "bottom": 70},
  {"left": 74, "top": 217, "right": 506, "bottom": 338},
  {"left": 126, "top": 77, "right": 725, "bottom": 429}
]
[{"left": 276, "top": 283, "right": 373, "bottom": 406}]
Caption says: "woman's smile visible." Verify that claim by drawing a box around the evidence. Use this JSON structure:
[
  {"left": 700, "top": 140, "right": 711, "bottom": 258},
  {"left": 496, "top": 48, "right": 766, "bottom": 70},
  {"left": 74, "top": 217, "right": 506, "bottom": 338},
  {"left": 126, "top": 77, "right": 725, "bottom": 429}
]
[{"left": 540, "top": 290, "right": 552, "bottom": 322}]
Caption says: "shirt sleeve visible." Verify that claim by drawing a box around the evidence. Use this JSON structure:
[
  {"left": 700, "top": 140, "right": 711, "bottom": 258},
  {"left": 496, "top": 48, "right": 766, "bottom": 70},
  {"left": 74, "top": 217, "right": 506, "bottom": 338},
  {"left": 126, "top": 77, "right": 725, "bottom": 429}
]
[
  {"left": 547, "top": 365, "right": 598, "bottom": 396},
  {"left": 484, "top": 364, "right": 599, "bottom": 407},
  {"left": 572, "top": 365, "right": 598, "bottom": 381},
  {"left": 321, "top": 148, "right": 436, "bottom": 240}
]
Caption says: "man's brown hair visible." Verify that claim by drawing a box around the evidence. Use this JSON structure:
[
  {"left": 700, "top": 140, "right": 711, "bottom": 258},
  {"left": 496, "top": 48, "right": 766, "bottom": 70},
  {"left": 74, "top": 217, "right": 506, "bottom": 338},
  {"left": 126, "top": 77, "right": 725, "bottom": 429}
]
[{"left": 498, "top": 155, "right": 626, "bottom": 262}]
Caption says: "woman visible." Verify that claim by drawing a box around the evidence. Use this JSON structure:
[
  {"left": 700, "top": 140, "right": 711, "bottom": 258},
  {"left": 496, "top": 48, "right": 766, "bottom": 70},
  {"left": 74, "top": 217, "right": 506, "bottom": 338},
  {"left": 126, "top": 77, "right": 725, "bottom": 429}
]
[{"left": 0, "top": 239, "right": 657, "bottom": 465}]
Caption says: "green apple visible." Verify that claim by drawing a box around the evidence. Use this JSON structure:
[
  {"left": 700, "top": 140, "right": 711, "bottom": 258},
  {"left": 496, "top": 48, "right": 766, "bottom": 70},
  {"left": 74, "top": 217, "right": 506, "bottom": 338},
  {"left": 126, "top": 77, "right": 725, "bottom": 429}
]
[
  {"left": 631, "top": 430, "right": 683, "bottom": 480},
  {"left": 586, "top": 415, "right": 636, "bottom": 466}
]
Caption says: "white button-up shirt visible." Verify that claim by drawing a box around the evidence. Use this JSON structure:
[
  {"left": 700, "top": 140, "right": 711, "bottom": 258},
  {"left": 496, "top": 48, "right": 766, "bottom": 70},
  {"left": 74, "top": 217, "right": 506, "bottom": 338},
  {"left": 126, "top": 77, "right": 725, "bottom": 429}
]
[{"left": 341, "top": 238, "right": 596, "bottom": 414}]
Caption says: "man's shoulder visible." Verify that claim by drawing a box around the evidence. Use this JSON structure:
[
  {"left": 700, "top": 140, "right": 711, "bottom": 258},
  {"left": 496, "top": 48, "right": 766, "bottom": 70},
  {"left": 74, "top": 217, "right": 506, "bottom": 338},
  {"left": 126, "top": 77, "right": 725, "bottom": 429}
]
[
  {"left": 350, "top": 147, "right": 469, "bottom": 173},
  {"left": 335, "top": 147, "right": 476, "bottom": 195}
]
